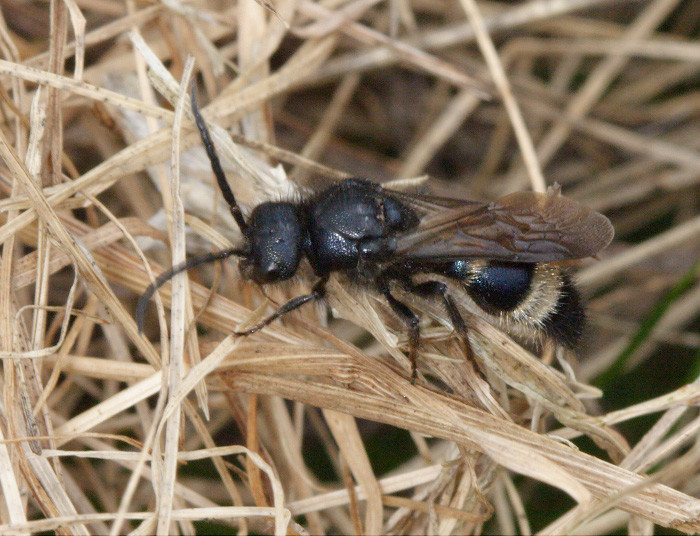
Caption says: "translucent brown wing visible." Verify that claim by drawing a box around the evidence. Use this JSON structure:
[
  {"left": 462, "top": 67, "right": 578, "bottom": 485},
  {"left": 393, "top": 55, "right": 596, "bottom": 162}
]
[{"left": 389, "top": 187, "right": 614, "bottom": 263}]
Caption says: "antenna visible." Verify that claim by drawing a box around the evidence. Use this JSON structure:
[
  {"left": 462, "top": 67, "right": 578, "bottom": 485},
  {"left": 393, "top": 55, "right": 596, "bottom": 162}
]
[{"left": 190, "top": 84, "right": 248, "bottom": 233}]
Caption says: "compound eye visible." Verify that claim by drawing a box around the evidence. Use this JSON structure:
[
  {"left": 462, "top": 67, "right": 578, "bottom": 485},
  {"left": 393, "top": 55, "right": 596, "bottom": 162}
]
[{"left": 466, "top": 261, "right": 535, "bottom": 313}]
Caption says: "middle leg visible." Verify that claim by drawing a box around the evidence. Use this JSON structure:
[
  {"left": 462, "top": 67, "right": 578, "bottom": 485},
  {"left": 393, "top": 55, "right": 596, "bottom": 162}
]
[{"left": 376, "top": 276, "right": 421, "bottom": 382}]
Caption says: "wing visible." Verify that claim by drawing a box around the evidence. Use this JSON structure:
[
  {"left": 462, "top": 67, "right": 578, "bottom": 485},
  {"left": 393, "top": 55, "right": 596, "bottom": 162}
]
[{"left": 390, "top": 188, "right": 614, "bottom": 263}]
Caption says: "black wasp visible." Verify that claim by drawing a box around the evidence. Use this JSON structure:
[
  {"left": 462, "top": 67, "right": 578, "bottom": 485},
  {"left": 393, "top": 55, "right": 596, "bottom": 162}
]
[{"left": 137, "top": 87, "right": 614, "bottom": 381}]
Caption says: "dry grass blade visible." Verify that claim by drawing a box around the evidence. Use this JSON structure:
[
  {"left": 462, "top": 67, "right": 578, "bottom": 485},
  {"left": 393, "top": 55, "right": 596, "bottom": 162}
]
[{"left": 0, "top": 0, "right": 698, "bottom": 534}]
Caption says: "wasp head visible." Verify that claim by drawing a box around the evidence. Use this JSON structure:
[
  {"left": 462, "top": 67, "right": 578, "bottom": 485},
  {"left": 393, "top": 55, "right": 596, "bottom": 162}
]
[{"left": 240, "top": 201, "right": 305, "bottom": 284}]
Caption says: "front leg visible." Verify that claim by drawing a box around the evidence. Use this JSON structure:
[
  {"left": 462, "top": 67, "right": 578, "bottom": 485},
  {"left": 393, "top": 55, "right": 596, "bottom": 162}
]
[{"left": 236, "top": 276, "right": 328, "bottom": 336}]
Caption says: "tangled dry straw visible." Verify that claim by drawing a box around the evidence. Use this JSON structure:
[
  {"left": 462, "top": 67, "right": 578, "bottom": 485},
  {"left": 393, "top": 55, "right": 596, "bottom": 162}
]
[{"left": 0, "top": 0, "right": 698, "bottom": 534}]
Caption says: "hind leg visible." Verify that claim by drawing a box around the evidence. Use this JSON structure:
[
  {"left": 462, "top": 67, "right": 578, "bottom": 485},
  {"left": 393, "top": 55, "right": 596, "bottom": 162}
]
[
  {"left": 408, "top": 280, "right": 467, "bottom": 337},
  {"left": 407, "top": 279, "right": 478, "bottom": 369}
]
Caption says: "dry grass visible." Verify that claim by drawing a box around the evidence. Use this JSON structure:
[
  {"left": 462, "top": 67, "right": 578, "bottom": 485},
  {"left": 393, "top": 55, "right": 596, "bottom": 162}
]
[{"left": 0, "top": 0, "right": 698, "bottom": 534}]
